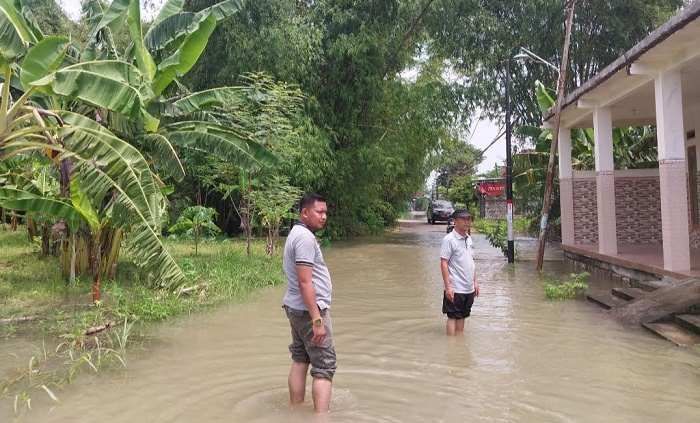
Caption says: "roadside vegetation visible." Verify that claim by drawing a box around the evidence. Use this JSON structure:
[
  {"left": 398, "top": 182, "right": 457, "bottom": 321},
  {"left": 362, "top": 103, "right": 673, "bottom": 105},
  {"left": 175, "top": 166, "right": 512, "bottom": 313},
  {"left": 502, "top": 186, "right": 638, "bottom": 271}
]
[
  {"left": 0, "top": 227, "right": 283, "bottom": 413},
  {"left": 544, "top": 272, "right": 590, "bottom": 300}
]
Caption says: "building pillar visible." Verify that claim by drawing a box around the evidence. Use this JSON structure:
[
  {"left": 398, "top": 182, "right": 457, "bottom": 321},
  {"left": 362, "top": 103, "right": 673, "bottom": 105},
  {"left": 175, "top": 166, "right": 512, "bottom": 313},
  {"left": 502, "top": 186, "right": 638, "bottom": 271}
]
[
  {"left": 655, "top": 70, "right": 691, "bottom": 272},
  {"left": 558, "top": 127, "right": 575, "bottom": 245},
  {"left": 593, "top": 107, "right": 618, "bottom": 255}
]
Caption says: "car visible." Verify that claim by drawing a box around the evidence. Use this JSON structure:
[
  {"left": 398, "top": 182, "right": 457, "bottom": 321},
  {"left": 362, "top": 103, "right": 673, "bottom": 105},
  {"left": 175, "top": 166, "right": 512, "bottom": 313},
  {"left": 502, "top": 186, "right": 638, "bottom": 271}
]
[{"left": 427, "top": 200, "right": 454, "bottom": 224}]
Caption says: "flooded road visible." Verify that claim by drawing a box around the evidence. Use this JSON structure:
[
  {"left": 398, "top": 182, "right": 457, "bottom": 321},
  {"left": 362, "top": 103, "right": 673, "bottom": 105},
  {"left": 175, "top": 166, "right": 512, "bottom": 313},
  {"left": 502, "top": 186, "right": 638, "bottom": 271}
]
[{"left": 4, "top": 221, "right": 700, "bottom": 422}]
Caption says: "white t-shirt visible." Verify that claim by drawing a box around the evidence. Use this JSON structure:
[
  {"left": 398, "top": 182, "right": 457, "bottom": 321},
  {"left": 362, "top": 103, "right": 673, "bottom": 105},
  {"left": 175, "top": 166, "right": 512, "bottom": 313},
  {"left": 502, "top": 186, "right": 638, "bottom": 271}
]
[{"left": 440, "top": 230, "right": 476, "bottom": 294}]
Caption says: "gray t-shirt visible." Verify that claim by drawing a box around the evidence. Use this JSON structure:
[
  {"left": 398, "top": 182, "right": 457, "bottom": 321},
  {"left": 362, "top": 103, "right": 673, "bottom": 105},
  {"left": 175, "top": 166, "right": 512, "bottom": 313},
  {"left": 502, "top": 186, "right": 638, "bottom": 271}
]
[
  {"left": 440, "top": 230, "right": 476, "bottom": 294},
  {"left": 283, "top": 223, "right": 332, "bottom": 311}
]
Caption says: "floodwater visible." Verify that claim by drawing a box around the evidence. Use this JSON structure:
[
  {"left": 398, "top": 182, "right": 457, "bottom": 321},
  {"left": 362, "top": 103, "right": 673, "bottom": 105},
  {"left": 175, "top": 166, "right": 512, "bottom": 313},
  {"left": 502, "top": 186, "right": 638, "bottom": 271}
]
[{"left": 3, "top": 220, "right": 700, "bottom": 422}]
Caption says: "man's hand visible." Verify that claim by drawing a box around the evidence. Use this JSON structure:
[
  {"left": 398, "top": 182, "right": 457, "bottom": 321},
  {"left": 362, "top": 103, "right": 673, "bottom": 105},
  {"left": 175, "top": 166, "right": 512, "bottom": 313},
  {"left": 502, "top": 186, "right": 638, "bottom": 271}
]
[
  {"left": 445, "top": 286, "right": 455, "bottom": 302},
  {"left": 474, "top": 277, "right": 479, "bottom": 297},
  {"left": 311, "top": 320, "right": 326, "bottom": 345}
]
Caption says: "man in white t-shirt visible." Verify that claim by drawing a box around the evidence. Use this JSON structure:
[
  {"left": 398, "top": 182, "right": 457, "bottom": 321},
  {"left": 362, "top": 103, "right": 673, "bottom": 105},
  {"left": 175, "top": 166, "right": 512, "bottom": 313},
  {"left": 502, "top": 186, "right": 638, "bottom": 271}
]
[{"left": 439, "top": 209, "right": 479, "bottom": 336}]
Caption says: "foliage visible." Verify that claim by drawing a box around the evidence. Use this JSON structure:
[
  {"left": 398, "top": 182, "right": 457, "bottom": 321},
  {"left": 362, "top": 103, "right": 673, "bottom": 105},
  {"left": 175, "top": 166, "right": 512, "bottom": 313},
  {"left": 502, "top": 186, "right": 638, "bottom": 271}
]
[
  {"left": 249, "top": 176, "right": 302, "bottom": 255},
  {"left": 0, "top": 0, "right": 285, "bottom": 297},
  {"left": 429, "top": 0, "right": 684, "bottom": 129},
  {"left": 168, "top": 206, "right": 221, "bottom": 255},
  {"left": 544, "top": 272, "right": 590, "bottom": 300},
  {"left": 473, "top": 219, "right": 511, "bottom": 258},
  {"left": 187, "top": 0, "right": 470, "bottom": 238}
]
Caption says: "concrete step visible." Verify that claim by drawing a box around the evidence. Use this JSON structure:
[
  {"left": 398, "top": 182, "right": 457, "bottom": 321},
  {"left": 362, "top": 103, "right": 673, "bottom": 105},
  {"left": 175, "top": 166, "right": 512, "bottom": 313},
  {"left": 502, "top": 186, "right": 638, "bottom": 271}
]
[
  {"left": 632, "top": 279, "right": 667, "bottom": 292},
  {"left": 611, "top": 287, "right": 647, "bottom": 301},
  {"left": 675, "top": 314, "right": 700, "bottom": 335},
  {"left": 642, "top": 321, "right": 700, "bottom": 347},
  {"left": 586, "top": 291, "right": 629, "bottom": 310}
]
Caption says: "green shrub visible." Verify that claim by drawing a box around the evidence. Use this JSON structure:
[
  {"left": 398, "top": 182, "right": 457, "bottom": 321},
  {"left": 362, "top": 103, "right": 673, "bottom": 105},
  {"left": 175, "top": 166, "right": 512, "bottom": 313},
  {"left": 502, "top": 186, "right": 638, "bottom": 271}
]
[
  {"left": 544, "top": 272, "right": 590, "bottom": 300},
  {"left": 473, "top": 219, "right": 511, "bottom": 258}
]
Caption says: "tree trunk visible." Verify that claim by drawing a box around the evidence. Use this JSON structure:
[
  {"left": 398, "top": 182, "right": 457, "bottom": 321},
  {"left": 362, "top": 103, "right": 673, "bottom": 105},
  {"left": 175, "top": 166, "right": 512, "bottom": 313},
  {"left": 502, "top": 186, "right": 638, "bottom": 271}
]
[
  {"left": 40, "top": 223, "right": 50, "bottom": 256},
  {"left": 91, "top": 232, "right": 102, "bottom": 303},
  {"left": 102, "top": 228, "right": 122, "bottom": 279},
  {"left": 27, "top": 216, "right": 37, "bottom": 241},
  {"left": 69, "top": 232, "right": 76, "bottom": 285},
  {"left": 10, "top": 214, "right": 17, "bottom": 231},
  {"left": 194, "top": 227, "right": 199, "bottom": 256},
  {"left": 536, "top": 0, "right": 578, "bottom": 271}
]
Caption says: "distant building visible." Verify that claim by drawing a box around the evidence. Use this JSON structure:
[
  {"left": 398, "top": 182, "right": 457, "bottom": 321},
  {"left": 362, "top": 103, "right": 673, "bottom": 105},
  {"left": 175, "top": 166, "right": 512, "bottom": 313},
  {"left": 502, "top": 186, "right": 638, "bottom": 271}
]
[{"left": 475, "top": 178, "right": 506, "bottom": 219}]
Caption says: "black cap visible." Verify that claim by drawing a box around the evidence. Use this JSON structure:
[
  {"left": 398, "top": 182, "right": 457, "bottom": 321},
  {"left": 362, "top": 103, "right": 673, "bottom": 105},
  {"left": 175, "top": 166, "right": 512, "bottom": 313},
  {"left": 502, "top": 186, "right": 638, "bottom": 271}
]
[{"left": 451, "top": 209, "right": 472, "bottom": 219}]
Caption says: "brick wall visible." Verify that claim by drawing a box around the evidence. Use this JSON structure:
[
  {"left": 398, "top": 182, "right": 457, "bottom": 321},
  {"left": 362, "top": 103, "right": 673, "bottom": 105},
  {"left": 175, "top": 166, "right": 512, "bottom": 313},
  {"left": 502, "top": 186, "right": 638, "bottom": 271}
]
[
  {"left": 484, "top": 198, "right": 506, "bottom": 219},
  {"left": 614, "top": 177, "right": 662, "bottom": 244},
  {"left": 572, "top": 178, "right": 598, "bottom": 244}
]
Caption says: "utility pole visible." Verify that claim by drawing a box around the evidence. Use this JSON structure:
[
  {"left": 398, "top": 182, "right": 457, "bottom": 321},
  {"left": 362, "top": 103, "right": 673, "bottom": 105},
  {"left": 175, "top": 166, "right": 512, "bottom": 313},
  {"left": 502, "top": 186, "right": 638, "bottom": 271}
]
[
  {"left": 505, "top": 58, "right": 514, "bottom": 263},
  {"left": 536, "top": 0, "right": 578, "bottom": 271}
]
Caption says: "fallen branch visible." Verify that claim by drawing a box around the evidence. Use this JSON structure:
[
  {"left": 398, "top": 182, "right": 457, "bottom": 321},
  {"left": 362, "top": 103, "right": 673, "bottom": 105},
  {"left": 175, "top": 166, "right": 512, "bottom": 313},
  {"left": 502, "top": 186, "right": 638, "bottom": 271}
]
[
  {"left": 0, "top": 316, "right": 39, "bottom": 325},
  {"left": 177, "top": 282, "right": 209, "bottom": 297},
  {"left": 84, "top": 321, "right": 114, "bottom": 336}
]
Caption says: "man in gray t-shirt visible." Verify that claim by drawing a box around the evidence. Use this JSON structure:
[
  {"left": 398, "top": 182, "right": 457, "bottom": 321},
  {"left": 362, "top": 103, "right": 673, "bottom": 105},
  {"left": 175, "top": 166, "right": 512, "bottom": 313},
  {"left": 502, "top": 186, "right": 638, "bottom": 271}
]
[{"left": 282, "top": 193, "right": 335, "bottom": 414}]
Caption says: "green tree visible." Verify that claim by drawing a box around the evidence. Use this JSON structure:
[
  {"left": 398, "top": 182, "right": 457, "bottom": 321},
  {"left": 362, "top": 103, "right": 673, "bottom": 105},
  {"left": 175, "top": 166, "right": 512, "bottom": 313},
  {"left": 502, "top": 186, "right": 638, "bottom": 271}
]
[
  {"left": 250, "top": 176, "right": 302, "bottom": 256},
  {"left": 168, "top": 206, "right": 221, "bottom": 256},
  {"left": 0, "top": 0, "right": 277, "bottom": 300}
]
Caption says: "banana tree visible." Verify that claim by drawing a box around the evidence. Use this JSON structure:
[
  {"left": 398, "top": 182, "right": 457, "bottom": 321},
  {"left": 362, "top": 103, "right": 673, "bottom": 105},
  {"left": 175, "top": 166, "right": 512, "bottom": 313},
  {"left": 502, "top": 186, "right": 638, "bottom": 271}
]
[
  {"left": 0, "top": 0, "right": 188, "bottom": 292},
  {"left": 168, "top": 205, "right": 221, "bottom": 256}
]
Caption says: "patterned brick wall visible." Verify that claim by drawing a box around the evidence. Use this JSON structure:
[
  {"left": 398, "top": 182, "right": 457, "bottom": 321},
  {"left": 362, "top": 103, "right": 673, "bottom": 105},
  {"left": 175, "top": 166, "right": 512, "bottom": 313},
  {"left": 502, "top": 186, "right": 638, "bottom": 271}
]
[
  {"left": 615, "top": 177, "right": 662, "bottom": 244},
  {"left": 572, "top": 179, "right": 598, "bottom": 244},
  {"left": 571, "top": 172, "right": 699, "bottom": 247},
  {"left": 485, "top": 199, "right": 506, "bottom": 219}
]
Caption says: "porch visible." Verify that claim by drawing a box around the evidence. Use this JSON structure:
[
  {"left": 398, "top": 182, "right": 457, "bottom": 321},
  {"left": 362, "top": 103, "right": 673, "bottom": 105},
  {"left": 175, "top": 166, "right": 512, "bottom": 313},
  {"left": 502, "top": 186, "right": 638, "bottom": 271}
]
[{"left": 546, "top": 3, "right": 700, "bottom": 278}]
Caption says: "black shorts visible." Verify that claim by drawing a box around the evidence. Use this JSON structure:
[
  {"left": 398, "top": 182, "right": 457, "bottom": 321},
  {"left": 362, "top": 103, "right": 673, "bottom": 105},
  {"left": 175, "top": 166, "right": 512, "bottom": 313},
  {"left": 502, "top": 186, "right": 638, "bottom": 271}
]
[{"left": 442, "top": 291, "right": 475, "bottom": 319}]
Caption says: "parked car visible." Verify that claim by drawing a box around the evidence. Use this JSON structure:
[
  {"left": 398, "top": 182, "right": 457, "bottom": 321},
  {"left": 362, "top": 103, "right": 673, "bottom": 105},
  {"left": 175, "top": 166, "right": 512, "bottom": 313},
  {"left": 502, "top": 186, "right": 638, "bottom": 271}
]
[{"left": 427, "top": 200, "right": 454, "bottom": 224}]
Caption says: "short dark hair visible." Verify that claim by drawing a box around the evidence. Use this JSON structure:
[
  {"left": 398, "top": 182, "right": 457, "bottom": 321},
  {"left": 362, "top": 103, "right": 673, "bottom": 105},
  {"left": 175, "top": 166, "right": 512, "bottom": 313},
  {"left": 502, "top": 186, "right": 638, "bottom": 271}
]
[{"left": 300, "top": 193, "right": 326, "bottom": 211}]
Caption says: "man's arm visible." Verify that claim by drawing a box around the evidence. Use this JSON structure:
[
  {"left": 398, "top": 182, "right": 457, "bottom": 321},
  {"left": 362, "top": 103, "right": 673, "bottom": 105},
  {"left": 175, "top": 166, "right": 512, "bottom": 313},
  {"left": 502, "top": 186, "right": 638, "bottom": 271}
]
[
  {"left": 440, "top": 258, "right": 454, "bottom": 302},
  {"left": 296, "top": 264, "right": 326, "bottom": 345}
]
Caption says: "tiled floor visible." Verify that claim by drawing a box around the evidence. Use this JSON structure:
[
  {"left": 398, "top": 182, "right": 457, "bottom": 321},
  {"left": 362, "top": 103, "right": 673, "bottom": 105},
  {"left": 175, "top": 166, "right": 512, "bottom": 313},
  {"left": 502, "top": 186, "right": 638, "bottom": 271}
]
[{"left": 568, "top": 243, "right": 700, "bottom": 278}]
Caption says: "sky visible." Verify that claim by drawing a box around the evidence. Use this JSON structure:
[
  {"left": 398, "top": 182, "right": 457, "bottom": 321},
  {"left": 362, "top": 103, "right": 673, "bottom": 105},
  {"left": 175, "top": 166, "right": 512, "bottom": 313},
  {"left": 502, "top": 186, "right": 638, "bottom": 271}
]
[
  {"left": 58, "top": 0, "right": 164, "bottom": 21},
  {"left": 57, "top": 0, "right": 504, "bottom": 174}
]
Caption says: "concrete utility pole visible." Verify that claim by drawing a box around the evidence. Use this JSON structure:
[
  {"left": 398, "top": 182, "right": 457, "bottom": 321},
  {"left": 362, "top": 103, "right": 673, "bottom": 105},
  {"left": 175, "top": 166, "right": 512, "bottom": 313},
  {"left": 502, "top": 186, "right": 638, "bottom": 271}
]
[
  {"left": 505, "top": 59, "right": 514, "bottom": 263},
  {"left": 536, "top": 0, "right": 578, "bottom": 271}
]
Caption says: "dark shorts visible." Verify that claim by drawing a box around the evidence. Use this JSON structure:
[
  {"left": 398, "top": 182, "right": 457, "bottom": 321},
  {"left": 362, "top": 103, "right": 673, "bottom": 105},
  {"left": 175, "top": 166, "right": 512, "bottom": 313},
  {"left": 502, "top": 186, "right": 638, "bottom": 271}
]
[
  {"left": 442, "top": 291, "right": 475, "bottom": 319},
  {"left": 284, "top": 306, "right": 337, "bottom": 380}
]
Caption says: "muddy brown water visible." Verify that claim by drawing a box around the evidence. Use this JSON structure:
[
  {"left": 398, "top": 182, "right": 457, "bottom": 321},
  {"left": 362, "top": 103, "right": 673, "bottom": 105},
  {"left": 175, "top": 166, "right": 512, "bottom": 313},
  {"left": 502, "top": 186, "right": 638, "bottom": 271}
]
[{"left": 2, "top": 222, "right": 700, "bottom": 422}]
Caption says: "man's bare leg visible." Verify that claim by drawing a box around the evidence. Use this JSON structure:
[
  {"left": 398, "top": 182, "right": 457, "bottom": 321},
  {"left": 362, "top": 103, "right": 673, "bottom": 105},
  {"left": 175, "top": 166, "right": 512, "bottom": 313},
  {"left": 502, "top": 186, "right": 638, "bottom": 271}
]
[
  {"left": 455, "top": 318, "right": 465, "bottom": 334},
  {"left": 288, "top": 361, "right": 309, "bottom": 406},
  {"left": 446, "top": 318, "right": 457, "bottom": 336},
  {"left": 312, "top": 377, "right": 332, "bottom": 413}
]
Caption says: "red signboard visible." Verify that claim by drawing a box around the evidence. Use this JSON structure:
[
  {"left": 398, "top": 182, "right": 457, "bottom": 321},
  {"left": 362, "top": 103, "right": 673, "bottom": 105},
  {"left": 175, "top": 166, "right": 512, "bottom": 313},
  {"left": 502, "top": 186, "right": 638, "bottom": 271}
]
[{"left": 477, "top": 181, "right": 505, "bottom": 197}]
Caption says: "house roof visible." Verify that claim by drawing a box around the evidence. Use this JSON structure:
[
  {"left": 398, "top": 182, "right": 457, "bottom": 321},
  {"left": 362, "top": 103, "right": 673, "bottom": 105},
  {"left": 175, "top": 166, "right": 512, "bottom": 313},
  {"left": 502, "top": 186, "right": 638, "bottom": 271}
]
[{"left": 543, "top": 1, "right": 700, "bottom": 128}]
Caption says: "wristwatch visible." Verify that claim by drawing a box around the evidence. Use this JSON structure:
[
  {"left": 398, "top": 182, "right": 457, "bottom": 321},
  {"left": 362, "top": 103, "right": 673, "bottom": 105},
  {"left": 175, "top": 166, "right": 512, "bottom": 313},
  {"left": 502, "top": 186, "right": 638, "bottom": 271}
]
[{"left": 312, "top": 317, "right": 323, "bottom": 327}]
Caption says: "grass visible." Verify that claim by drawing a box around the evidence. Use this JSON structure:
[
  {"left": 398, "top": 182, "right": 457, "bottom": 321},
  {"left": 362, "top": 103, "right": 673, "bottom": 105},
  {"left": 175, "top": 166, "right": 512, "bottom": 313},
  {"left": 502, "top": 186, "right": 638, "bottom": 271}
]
[{"left": 0, "top": 227, "right": 284, "bottom": 412}]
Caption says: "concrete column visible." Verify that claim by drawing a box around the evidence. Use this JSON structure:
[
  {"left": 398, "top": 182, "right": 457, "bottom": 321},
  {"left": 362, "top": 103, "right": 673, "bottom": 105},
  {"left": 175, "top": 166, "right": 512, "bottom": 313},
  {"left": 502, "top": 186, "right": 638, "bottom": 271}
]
[
  {"left": 593, "top": 107, "right": 618, "bottom": 255},
  {"left": 558, "top": 127, "right": 575, "bottom": 245},
  {"left": 655, "top": 70, "right": 691, "bottom": 272}
]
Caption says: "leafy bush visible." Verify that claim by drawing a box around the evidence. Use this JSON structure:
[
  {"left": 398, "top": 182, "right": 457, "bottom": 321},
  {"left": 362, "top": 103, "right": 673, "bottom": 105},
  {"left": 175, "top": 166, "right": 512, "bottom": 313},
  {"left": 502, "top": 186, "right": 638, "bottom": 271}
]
[
  {"left": 168, "top": 206, "right": 221, "bottom": 255},
  {"left": 473, "top": 219, "right": 511, "bottom": 258},
  {"left": 544, "top": 272, "right": 590, "bottom": 300}
]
